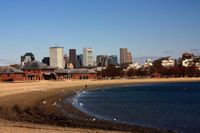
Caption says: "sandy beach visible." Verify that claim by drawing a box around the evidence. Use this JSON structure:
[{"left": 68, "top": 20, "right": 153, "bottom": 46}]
[{"left": 0, "top": 78, "right": 200, "bottom": 133}]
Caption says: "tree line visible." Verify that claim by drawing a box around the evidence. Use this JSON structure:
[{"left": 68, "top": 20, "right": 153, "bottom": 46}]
[{"left": 97, "top": 61, "right": 200, "bottom": 79}]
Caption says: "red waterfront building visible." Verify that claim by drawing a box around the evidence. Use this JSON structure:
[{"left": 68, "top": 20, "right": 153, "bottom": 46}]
[
  {"left": 70, "top": 69, "right": 97, "bottom": 79},
  {"left": 21, "top": 61, "right": 54, "bottom": 80},
  {"left": 0, "top": 66, "right": 24, "bottom": 81},
  {"left": 55, "top": 69, "right": 97, "bottom": 80}
]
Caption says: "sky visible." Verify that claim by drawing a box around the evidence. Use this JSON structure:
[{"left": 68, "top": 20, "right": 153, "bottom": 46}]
[{"left": 0, "top": 0, "right": 200, "bottom": 65}]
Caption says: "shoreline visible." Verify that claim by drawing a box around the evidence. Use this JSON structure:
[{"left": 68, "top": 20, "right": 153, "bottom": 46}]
[{"left": 0, "top": 78, "right": 200, "bottom": 133}]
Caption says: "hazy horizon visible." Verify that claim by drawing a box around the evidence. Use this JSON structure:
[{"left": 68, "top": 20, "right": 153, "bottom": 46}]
[{"left": 0, "top": 0, "right": 200, "bottom": 65}]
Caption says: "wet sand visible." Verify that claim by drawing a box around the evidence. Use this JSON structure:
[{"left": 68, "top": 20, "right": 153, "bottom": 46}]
[{"left": 0, "top": 78, "right": 200, "bottom": 133}]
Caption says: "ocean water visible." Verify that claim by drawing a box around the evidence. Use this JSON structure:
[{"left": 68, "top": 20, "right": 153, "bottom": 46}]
[{"left": 69, "top": 82, "right": 200, "bottom": 133}]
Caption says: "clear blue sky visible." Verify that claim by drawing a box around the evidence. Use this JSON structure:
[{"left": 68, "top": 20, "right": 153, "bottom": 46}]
[{"left": 0, "top": 0, "right": 200, "bottom": 65}]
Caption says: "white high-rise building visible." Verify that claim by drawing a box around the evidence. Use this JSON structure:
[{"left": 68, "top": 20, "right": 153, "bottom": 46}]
[
  {"left": 83, "top": 48, "right": 93, "bottom": 67},
  {"left": 49, "top": 47, "right": 64, "bottom": 69}
]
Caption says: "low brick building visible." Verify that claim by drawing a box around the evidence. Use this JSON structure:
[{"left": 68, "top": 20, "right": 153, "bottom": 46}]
[
  {"left": 21, "top": 61, "right": 54, "bottom": 80},
  {"left": 55, "top": 69, "right": 97, "bottom": 80},
  {"left": 0, "top": 66, "right": 24, "bottom": 81},
  {"left": 70, "top": 69, "right": 97, "bottom": 79}
]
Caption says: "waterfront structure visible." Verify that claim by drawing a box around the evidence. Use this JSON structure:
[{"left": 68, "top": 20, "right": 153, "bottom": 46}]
[
  {"left": 70, "top": 69, "right": 97, "bottom": 79},
  {"left": 0, "top": 66, "right": 24, "bottom": 81},
  {"left": 21, "top": 52, "right": 35, "bottom": 66},
  {"left": 42, "top": 57, "right": 50, "bottom": 66},
  {"left": 120, "top": 48, "right": 133, "bottom": 65},
  {"left": 55, "top": 68, "right": 97, "bottom": 80},
  {"left": 83, "top": 48, "right": 93, "bottom": 67},
  {"left": 21, "top": 61, "right": 54, "bottom": 80},
  {"left": 49, "top": 47, "right": 64, "bottom": 69},
  {"left": 69, "top": 49, "right": 77, "bottom": 68}
]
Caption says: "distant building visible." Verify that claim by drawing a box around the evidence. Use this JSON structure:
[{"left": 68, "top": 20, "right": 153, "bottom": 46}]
[
  {"left": 127, "top": 62, "right": 140, "bottom": 70},
  {"left": 195, "top": 62, "right": 200, "bottom": 70},
  {"left": 143, "top": 59, "right": 153, "bottom": 68},
  {"left": 96, "top": 55, "right": 118, "bottom": 67},
  {"left": 0, "top": 66, "right": 24, "bottom": 81},
  {"left": 69, "top": 49, "right": 77, "bottom": 68},
  {"left": 120, "top": 48, "right": 133, "bottom": 65},
  {"left": 83, "top": 48, "right": 93, "bottom": 67},
  {"left": 161, "top": 57, "right": 175, "bottom": 68},
  {"left": 194, "top": 56, "right": 200, "bottom": 69},
  {"left": 67, "top": 63, "right": 74, "bottom": 69},
  {"left": 77, "top": 54, "right": 83, "bottom": 68},
  {"left": 64, "top": 54, "right": 69, "bottom": 68},
  {"left": 55, "top": 68, "right": 97, "bottom": 80},
  {"left": 182, "top": 52, "right": 194, "bottom": 60},
  {"left": 181, "top": 52, "right": 195, "bottom": 67},
  {"left": 49, "top": 47, "right": 64, "bottom": 69},
  {"left": 120, "top": 48, "right": 127, "bottom": 65},
  {"left": 153, "top": 57, "right": 175, "bottom": 68},
  {"left": 21, "top": 52, "right": 35, "bottom": 66},
  {"left": 127, "top": 52, "right": 133, "bottom": 64},
  {"left": 182, "top": 59, "right": 193, "bottom": 67},
  {"left": 96, "top": 55, "right": 107, "bottom": 67},
  {"left": 9, "top": 64, "right": 20, "bottom": 69},
  {"left": 108, "top": 55, "right": 118, "bottom": 66},
  {"left": 42, "top": 57, "right": 50, "bottom": 66},
  {"left": 21, "top": 61, "right": 54, "bottom": 80}
]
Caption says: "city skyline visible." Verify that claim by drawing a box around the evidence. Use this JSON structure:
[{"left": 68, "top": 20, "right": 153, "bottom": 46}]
[{"left": 0, "top": 0, "right": 200, "bottom": 65}]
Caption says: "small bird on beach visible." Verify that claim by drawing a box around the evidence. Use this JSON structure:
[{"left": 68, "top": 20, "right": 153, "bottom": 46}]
[
  {"left": 76, "top": 91, "right": 80, "bottom": 96},
  {"left": 52, "top": 102, "right": 57, "bottom": 106},
  {"left": 79, "top": 102, "right": 83, "bottom": 106},
  {"left": 43, "top": 100, "right": 46, "bottom": 104},
  {"left": 73, "top": 99, "right": 78, "bottom": 103}
]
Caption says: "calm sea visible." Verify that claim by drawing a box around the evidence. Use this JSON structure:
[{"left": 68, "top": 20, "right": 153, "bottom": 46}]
[{"left": 67, "top": 82, "right": 200, "bottom": 133}]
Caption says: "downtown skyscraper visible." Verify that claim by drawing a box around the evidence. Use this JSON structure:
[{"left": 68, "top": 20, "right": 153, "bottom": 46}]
[
  {"left": 120, "top": 48, "right": 133, "bottom": 65},
  {"left": 49, "top": 46, "right": 64, "bottom": 69},
  {"left": 69, "top": 49, "right": 77, "bottom": 68},
  {"left": 83, "top": 48, "right": 93, "bottom": 67}
]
